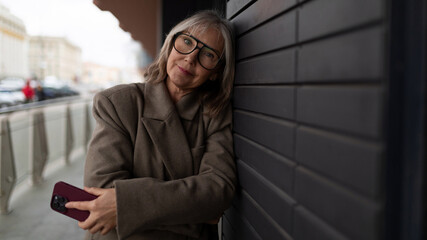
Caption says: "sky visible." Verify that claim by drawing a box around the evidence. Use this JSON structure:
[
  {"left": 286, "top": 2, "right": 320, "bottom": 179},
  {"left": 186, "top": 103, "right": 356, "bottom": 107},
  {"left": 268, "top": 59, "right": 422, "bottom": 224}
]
[{"left": 0, "top": 0, "right": 141, "bottom": 68}]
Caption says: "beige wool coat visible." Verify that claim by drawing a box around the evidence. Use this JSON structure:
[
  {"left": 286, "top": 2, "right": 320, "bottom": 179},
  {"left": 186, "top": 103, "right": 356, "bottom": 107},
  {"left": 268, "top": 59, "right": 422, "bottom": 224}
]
[{"left": 83, "top": 81, "right": 236, "bottom": 240}]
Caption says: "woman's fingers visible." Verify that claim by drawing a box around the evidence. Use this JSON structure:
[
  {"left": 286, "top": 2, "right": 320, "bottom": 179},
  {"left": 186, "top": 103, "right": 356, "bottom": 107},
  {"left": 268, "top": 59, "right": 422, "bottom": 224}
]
[
  {"left": 78, "top": 215, "right": 97, "bottom": 230},
  {"left": 100, "top": 225, "right": 113, "bottom": 235},
  {"left": 65, "top": 201, "right": 91, "bottom": 211},
  {"left": 88, "top": 223, "right": 103, "bottom": 234},
  {"left": 69, "top": 188, "right": 117, "bottom": 236},
  {"left": 84, "top": 187, "right": 104, "bottom": 196},
  {"left": 78, "top": 218, "right": 103, "bottom": 234},
  {"left": 64, "top": 187, "right": 106, "bottom": 210}
]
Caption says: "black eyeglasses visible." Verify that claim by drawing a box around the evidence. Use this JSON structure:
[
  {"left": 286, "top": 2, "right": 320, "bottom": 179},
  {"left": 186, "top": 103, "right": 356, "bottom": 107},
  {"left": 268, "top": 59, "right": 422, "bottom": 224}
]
[{"left": 173, "top": 32, "right": 222, "bottom": 70}]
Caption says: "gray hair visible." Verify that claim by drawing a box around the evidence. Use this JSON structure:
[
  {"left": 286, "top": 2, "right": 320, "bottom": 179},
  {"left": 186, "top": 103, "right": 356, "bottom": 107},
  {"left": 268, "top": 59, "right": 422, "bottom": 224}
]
[{"left": 144, "top": 10, "right": 235, "bottom": 118}]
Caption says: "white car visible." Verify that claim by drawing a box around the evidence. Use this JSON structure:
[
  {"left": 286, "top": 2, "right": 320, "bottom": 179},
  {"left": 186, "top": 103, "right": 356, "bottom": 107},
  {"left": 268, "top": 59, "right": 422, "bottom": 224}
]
[
  {"left": 0, "top": 77, "right": 25, "bottom": 91},
  {"left": 0, "top": 90, "right": 16, "bottom": 108}
]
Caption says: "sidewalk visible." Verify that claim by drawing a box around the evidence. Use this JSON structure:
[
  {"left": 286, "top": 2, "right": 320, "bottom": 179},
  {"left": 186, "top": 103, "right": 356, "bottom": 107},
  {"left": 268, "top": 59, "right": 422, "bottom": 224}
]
[{"left": 0, "top": 152, "right": 87, "bottom": 240}]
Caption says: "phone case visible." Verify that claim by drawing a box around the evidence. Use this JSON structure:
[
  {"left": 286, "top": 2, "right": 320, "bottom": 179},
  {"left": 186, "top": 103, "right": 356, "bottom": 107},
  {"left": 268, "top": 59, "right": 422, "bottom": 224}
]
[{"left": 50, "top": 181, "right": 97, "bottom": 222}]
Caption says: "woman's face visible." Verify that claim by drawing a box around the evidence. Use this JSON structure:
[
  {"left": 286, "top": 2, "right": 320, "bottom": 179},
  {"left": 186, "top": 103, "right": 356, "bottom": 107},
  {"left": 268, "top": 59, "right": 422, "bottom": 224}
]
[{"left": 166, "top": 27, "right": 224, "bottom": 93}]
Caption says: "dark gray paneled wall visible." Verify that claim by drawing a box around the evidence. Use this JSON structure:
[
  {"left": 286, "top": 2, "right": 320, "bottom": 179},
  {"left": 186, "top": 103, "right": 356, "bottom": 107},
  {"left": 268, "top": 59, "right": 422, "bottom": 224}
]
[{"left": 224, "top": 0, "right": 385, "bottom": 239}]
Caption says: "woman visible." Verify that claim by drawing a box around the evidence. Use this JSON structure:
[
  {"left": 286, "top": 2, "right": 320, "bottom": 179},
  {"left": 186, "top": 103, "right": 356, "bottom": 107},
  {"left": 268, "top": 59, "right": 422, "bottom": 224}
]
[{"left": 66, "top": 10, "right": 236, "bottom": 240}]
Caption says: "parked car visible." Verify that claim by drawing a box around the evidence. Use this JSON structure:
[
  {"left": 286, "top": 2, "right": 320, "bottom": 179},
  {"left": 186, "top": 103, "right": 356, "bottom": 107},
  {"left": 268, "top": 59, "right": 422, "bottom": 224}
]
[
  {"left": 41, "top": 78, "right": 80, "bottom": 100},
  {"left": 9, "top": 90, "right": 25, "bottom": 104},
  {"left": 0, "top": 90, "right": 18, "bottom": 108},
  {"left": 41, "top": 87, "right": 63, "bottom": 99},
  {"left": 0, "top": 77, "right": 26, "bottom": 91},
  {"left": 59, "top": 86, "right": 80, "bottom": 97}
]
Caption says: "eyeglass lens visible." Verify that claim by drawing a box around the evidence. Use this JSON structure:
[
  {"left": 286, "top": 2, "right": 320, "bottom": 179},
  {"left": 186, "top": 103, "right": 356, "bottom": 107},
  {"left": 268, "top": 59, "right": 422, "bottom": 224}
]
[{"left": 174, "top": 34, "right": 219, "bottom": 69}]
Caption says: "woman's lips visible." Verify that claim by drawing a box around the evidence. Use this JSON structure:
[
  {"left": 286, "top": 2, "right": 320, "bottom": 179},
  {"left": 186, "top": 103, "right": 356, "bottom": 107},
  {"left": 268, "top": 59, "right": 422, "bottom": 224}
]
[{"left": 178, "top": 66, "right": 193, "bottom": 76}]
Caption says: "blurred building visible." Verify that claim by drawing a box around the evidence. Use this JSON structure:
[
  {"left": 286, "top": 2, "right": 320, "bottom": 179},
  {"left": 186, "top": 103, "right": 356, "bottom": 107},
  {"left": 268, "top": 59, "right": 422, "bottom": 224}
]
[
  {"left": 81, "top": 62, "right": 121, "bottom": 86},
  {"left": 0, "top": 3, "right": 28, "bottom": 79},
  {"left": 28, "top": 36, "right": 82, "bottom": 82},
  {"left": 81, "top": 61, "right": 142, "bottom": 89}
]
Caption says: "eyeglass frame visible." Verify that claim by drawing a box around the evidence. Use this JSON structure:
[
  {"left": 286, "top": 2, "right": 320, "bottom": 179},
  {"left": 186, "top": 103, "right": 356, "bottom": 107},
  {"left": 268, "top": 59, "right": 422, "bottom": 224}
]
[{"left": 172, "top": 32, "right": 223, "bottom": 70}]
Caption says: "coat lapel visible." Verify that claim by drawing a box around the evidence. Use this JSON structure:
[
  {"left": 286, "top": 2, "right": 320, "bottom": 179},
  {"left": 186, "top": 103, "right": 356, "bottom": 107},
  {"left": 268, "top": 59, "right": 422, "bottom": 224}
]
[{"left": 141, "top": 82, "right": 198, "bottom": 179}]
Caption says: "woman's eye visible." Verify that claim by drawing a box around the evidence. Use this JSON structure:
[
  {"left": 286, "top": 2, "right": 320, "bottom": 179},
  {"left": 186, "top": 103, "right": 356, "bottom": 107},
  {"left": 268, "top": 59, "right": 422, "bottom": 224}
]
[
  {"left": 183, "top": 38, "right": 193, "bottom": 45},
  {"left": 203, "top": 51, "right": 215, "bottom": 59}
]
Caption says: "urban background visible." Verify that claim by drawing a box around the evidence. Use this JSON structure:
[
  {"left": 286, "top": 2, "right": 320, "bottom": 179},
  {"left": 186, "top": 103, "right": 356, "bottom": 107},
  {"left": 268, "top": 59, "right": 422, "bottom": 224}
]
[{"left": 0, "top": 1, "right": 145, "bottom": 108}]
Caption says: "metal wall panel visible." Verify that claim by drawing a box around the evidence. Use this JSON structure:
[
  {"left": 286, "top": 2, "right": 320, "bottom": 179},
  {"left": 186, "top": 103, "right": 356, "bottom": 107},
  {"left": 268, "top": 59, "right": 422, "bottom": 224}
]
[
  {"left": 296, "top": 126, "right": 382, "bottom": 197},
  {"left": 294, "top": 167, "right": 382, "bottom": 240},
  {"left": 293, "top": 206, "right": 348, "bottom": 240},
  {"left": 231, "top": 0, "right": 297, "bottom": 35},
  {"left": 235, "top": 50, "right": 296, "bottom": 84},
  {"left": 226, "top": 0, "right": 387, "bottom": 239},
  {"left": 237, "top": 159, "right": 295, "bottom": 231},
  {"left": 233, "top": 86, "right": 295, "bottom": 119},
  {"left": 296, "top": 86, "right": 383, "bottom": 138},
  {"left": 233, "top": 190, "right": 292, "bottom": 239},
  {"left": 234, "top": 135, "right": 295, "bottom": 193},
  {"left": 224, "top": 206, "right": 263, "bottom": 240},
  {"left": 226, "top": 0, "right": 254, "bottom": 19},
  {"left": 236, "top": 12, "right": 296, "bottom": 59},
  {"left": 298, "top": 0, "right": 383, "bottom": 41},
  {"left": 298, "top": 27, "right": 384, "bottom": 82},
  {"left": 233, "top": 110, "right": 295, "bottom": 158}
]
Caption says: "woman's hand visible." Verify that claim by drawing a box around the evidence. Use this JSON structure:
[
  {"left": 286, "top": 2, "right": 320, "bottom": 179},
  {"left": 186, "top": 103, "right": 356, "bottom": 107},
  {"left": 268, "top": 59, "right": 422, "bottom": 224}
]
[{"left": 65, "top": 187, "right": 117, "bottom": 235}]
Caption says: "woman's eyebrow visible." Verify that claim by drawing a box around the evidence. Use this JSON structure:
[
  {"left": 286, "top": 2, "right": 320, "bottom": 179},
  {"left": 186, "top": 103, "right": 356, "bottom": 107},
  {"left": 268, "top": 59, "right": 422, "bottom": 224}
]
[{"left": 185, "top": 32, "right": 221, "bottom": 55}]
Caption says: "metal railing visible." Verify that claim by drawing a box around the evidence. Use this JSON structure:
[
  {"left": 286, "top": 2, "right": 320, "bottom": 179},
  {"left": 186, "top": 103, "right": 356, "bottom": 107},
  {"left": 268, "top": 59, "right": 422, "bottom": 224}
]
[{"left": 0, "top": 95, "right": 95, "bottom": 214}]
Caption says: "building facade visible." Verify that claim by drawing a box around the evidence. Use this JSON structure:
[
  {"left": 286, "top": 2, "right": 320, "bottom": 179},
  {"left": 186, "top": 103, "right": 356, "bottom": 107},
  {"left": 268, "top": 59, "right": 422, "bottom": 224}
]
[
  {"left": 0, "top": 3, "right": 28, "bottom": 79},
  {"left": 81, "top": 61, "right": 121, "bottom": 86},
  {"left": 28, "top": 36, "right": 82, "bottom": 81}
]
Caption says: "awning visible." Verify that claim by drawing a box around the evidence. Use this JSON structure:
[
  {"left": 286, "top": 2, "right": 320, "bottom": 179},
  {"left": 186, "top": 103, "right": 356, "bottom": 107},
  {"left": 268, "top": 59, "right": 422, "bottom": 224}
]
[{"left": 93, "top": 0, "right": 160, "bottom": 59}]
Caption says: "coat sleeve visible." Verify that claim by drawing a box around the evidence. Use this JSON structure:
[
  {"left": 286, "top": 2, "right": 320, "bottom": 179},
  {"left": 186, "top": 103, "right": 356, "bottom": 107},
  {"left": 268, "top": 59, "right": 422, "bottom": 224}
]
[
  {"left": 84, "top": 91, "right": 134, "bottom": 189},
  {"left": 114, "top": 105, "right": 236, "bottom": 239}
]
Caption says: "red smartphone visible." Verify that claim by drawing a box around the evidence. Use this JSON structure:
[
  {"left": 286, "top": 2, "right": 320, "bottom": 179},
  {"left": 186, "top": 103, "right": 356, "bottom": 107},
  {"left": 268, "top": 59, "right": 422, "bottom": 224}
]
[{"left": 50, "top": 181, "right": 97, "bottom": 222}]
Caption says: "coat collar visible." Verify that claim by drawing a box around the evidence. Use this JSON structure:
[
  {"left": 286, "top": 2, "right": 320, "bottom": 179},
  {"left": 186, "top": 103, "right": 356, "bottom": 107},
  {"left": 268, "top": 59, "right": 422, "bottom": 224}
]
[
  {"left": 141, "top": 81, "right": 200, "bottom": 179},
  {"left": 143, "top": 81, "right": 200, "bottom": 121}
]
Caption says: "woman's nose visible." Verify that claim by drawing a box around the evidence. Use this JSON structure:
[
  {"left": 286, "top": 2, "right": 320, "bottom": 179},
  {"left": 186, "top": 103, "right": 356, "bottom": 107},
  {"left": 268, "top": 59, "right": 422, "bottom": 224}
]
[{"left": 184, "top": 49, "right": 199, "bottom": 64}]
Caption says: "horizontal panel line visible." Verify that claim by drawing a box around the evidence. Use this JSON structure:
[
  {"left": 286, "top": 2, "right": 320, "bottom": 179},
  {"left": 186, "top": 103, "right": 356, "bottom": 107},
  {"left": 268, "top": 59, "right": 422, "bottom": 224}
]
[
  {"left": 224, "top": 205, "right": 264, "bottom": 240},
  {"left": 222, "top": 212, "right": 237, "bottom": 236},
  {"left": 236, "top": 189, "right": 293, "bottom": 239},
  {"left": 298, "top": 19, "right": 384, "bottom": 46},
  {"left": 238, "top": 158, "right": 296, "bottom": 204},
  {"left": 297, "top": 125, "right": 383, "bottom": 147},
  {"left": 234, "top": 0, "right": 312, "bottom": 37},
  {"left": 236, "top": 43, "right": 297, "bottom": 62},
  {"left": 235, "top": 47, "right": 296, "bottom": 65},
  {"left": 293, "top": 204, "right": 349, "bottom": 239},
  {"left": 233, "top": 132, "right": 295, "bottom": 162},
  {"left": 233, "top": 85, "right": 295, "bottom": 89},
  {"left": 234, "top": 109, "right": 296, "bottom": 126},
  {"left": 297, "top": 160, "right": 383, "bottom": 201},
  {"left": 294, "top": 121, "right": 383, "bottom": 142},
  {"left": 236, "top": 21, "right": 383, "bottom": 62},
  {"left": 296, "top": 165, "right": 384, "bottom": 206},
  {"left": 233, "top": 81, "right": 383, "bottom": 87},
  {"left": 227, "top": 0, "right": 256, "bottom": 21},
  {"left": 234, "top": 133, "right": 294, "bottom": 164},
  {"left": 232, "top": 107, "right": 383, "bottom": 141},
  {"left": 233, "top": 107, "right": 295, "bottom": 122}
]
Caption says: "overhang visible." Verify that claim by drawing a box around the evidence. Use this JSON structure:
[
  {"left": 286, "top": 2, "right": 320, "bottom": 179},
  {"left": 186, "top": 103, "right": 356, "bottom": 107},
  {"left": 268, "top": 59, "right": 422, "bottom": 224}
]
[{"left": 93, "top": 0, "right": 160, "bottom": 60}]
